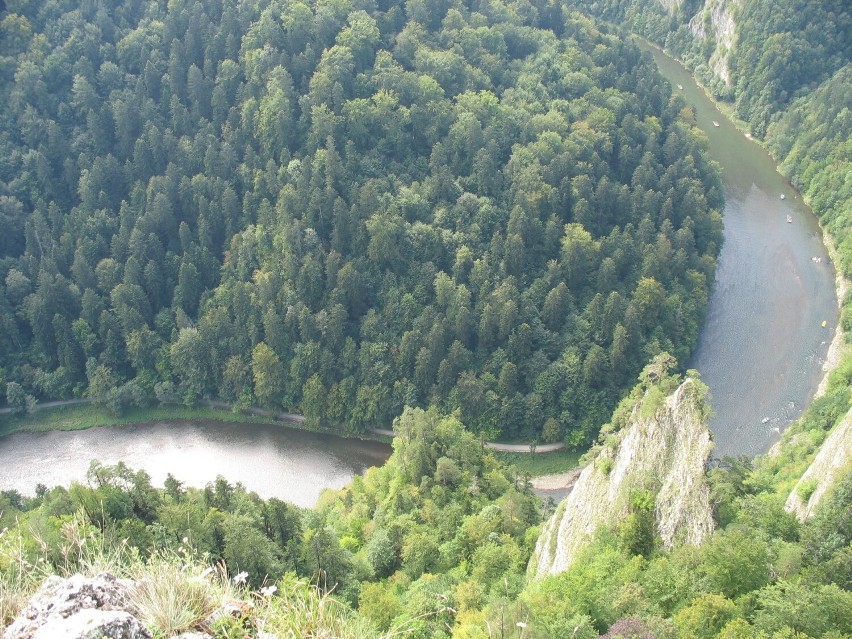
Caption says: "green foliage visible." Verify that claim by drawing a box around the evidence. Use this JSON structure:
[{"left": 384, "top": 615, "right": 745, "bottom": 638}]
[
  {"left": 698, "top": 527, "right": 771, "bottom": 599},
  {"left": 309, "top": 407, "right": 539, "bottom": 635},
  {"left": 620, "top": 489, "right": 656, "bottom": 557},
  {"left": 4, "top": 382, "right": 34, "bottom": 414},
  {"left": 672, "top": 593, "right": 736, "bottom": 639}
]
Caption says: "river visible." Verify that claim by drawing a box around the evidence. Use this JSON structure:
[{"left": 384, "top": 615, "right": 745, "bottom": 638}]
[
  {"left": 644, "top": 44, "right": 838, "bottom": 458},
  {"left": 0, "top": 420, "right": 390, "bottom": 506}
]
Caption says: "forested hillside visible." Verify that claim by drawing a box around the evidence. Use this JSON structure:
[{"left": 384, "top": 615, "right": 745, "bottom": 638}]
[{"left": 0, "top": 0, "right": 722, "bottom": 443}]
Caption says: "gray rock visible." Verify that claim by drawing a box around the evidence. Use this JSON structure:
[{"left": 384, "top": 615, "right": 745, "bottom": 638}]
[
  {"left": 3, "top": 573, "right": 149, "bottom": 639},
  {"left": 31, "top": 610, "right": 149, "bottom": 639}
]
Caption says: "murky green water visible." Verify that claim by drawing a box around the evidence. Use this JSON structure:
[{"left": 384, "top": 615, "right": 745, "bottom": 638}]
[
  {"left": 644, "top": 44, "right": 838, "bottom": 458},
  {"left": 0, "top": 421, "right": 391, "bottom": 506}
]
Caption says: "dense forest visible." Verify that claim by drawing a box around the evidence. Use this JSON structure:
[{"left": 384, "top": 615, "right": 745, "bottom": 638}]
[
  {"left": 0, "top": 0, "right": 723, "bottom": 443},
  {"left": 1, "top": 367, "right": 850, "bottom": 637}
]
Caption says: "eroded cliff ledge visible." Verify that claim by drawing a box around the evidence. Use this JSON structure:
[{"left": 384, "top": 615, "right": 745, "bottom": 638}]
[
  {"left": 786, "top": 406, "right": 852, "bottom": 521},
  {"left": 530, "top": 362, "right": 715, "bottom": 577}
]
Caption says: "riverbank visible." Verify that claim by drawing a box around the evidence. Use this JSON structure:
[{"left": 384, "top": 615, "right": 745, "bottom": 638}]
[
  {"left": 0, "top": 403, "right": 280, "bottom": 438},
  {"left": 0, "top": 402, "right": 579, "bottom": 478},
  {"left": 815, "top": 230, "right": 851, "bottom": 399}
]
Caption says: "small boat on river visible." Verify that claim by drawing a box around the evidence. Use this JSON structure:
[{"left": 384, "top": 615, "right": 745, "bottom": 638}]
[
  {"left": 677, "top": 84, "right": 683, "bottom": 90},
  {"left": 780, "top": 194, "right": 786, "bottom": 200},
  {"left": 787, "top": 215, "right": 793, "bottom": 223},
  {"left": 713, "top": 121, "right": 720, "bottom": 127}
]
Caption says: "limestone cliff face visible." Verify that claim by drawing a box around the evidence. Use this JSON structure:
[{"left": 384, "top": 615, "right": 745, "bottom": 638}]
[
  {"left": 786, "top": 407, "right": 852, "bottom": 520},
  {"left": 653, "top": 0, "right": 740, "bottom": 88},
  {"left": 686, "top": 0, "right": 740, "bottom": 88},
  {"left": 530, "top": 378, "right": 715, "bottom": 578}
]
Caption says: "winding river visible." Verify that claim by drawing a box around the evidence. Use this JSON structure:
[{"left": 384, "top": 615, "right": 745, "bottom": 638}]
[
  {"left": 0, "top": 44, "right": 839, "bottom": 503},
  {"left": 644, "top": 44, "right": 838, "bottom": 458}
]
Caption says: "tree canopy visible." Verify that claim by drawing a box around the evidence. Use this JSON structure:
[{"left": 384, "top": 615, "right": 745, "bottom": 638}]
[{"left": 0, "top": 0, "right": 722, "bottom": 444}]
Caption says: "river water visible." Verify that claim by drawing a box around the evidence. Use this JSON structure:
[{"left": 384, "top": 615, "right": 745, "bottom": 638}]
[
  {"left": 644, "top": 45, "right": 838, "bottom": 458},
  {"left": 0, "top": 420, "right": 390, "bottom": 506}
]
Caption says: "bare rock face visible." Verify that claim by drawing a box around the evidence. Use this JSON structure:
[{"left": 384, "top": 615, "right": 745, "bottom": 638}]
[
  {"left": 530, "top": 377, "right": 715, "bottom": 578},
  {"left": 786, "top": 407, "right": 852, "bottom": 520},
  {"left": 3, "top": 573, "right": 150, "bottom": 639},
  {"left": 656, "top": 0, "right": 684, "bottom": 15},
  {"left": 685, "top": 0, "right": 741, "bottom": 88}
]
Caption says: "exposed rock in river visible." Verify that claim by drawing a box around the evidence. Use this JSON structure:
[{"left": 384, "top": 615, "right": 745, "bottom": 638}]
[
  {"left": 786, "top": 407, "right": 852, "bottom": 520},
  {"left": 529, "top": 372, "right": 715, "bottom": 577}
]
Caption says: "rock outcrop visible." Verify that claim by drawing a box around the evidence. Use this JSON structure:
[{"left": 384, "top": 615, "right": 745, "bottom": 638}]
[
  {"left": 687, "top": 0, "right": 740, "bottom": 88},
  {"left": 785, "top": 407, "right": 852, "bottom": 520},
  {"left": 656, "top": 0, "right": 685, "bottom": 15},
  {"left": 530, "top": 376, "right": 715, "bottom": 577},
  {"left": 2, "top": 573, "right": 149, "bottom": 639}
]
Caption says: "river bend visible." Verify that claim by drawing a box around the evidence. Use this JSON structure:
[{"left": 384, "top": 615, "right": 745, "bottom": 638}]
[{"left": 0, "top": 42, "right": 838, "bottom": 502}]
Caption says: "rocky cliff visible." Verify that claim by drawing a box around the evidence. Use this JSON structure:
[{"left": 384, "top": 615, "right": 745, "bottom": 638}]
[
  {"left": 785, "top": 407, "right": 852, "bottom": 520},
  {"left": 530, "top": 375, "right": 715, "bottom": 577},
  {"left": 653, "top": 0, "right": 740, "bottom": 88},
  {"left": 2, "top": 573, "right": 150, "bottom": 639},
  {"left": 686, "top": 0, "right": 740, "bottom": 88}
]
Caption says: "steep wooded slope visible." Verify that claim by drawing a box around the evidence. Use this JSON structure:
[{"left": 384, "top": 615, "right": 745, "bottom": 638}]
[{"left": 0, "top": 0, "right": 722, "bottom": 443}]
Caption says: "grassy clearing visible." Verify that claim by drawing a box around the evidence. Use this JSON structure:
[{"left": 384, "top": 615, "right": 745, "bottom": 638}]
[{"left": 496, "top": 448, "right": 582, "bottom": 476}]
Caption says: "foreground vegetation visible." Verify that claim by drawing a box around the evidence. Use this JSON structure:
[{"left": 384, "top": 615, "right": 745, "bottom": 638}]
[{"left": 1, "top": 364, "right": 850, "bottom": 638}]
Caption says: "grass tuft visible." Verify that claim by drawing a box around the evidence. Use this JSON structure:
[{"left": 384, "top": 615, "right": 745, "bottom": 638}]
[
  {"left": 0, "top": 526, "right": 43, "bottom": 628},
  {"left": 130, "top": 554, "right": 232, "bottom": 638},
  {"left": 254, "top": 575, "right": 394, "bottom": 639}
]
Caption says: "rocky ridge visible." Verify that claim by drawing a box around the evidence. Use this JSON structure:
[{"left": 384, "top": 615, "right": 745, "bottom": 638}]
[
  {"left": 686, "top": 0, "right": 740, "bottom": 87},
  {"left": 785, "top": 406, "right": 852, "bottom": 520},
  {"left": 2, "top": 573, "right": 149, "bottom": 639},
  {"left": 529, "top": 376, "right": 715, "bottom": 577}
]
